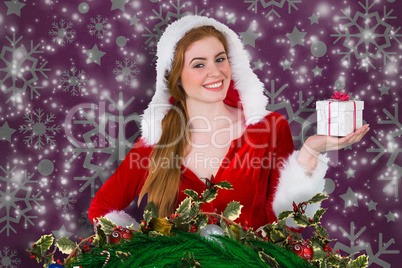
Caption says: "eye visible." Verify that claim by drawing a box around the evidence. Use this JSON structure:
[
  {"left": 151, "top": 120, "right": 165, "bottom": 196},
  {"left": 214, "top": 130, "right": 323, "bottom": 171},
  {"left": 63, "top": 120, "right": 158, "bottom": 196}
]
[
  {"left": 193, "top": 63, "right": 204, "bottom": 68},
  {"left": 216, "top": 57, "right": 227, "bottom": 63}
]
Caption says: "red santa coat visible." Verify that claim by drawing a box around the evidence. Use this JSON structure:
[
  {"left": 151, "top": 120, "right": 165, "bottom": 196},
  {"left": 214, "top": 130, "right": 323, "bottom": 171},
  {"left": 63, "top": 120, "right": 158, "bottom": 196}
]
[{"left": 89, "top": 112, "right": 328, "bottom": 230}]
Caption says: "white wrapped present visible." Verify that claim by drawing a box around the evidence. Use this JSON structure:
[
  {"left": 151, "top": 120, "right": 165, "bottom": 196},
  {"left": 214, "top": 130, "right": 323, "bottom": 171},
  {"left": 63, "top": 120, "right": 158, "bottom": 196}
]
[{"left": 316, "top": 95, "right": 364, "bottom": 137}]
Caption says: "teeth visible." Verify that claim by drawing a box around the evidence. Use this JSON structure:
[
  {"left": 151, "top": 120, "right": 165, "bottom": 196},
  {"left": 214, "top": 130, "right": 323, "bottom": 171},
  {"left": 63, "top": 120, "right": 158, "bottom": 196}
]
[{"left": 204, "top": 81, "right": 222, "bottom": 88}]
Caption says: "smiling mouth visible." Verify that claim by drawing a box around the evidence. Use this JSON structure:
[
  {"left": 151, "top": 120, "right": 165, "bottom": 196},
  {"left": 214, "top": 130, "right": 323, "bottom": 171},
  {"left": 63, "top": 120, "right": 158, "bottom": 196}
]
[{"left": 203, "top": 80, "right": 223, "bottom": 89}]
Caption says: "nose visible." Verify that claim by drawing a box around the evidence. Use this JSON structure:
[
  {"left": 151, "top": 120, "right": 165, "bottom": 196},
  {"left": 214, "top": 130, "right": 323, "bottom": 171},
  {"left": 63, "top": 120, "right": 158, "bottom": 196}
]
[{"left": 207, "top": 63, "right": 220, "bottom": 77}]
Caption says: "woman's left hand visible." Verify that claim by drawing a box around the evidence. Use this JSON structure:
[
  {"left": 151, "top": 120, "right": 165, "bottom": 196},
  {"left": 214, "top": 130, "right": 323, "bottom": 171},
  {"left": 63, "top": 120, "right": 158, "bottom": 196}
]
[
  {"left": 304, "top": 124, "right": 370, "bottom": 155},
  {"left": 297, "top": 124, "right": 370, "bottom": 171}
]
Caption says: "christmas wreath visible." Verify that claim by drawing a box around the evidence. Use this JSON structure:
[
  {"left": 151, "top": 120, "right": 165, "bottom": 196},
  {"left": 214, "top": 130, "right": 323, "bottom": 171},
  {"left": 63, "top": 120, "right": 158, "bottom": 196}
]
[{"left": 27, "top": 179, "right": 368, "bottom": 267}]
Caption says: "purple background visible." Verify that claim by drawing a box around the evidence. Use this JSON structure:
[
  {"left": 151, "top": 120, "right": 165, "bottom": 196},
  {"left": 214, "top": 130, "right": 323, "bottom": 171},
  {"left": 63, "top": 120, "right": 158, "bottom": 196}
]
[{"left": 0, "top": 0, "right": 400, "bottom": 267}]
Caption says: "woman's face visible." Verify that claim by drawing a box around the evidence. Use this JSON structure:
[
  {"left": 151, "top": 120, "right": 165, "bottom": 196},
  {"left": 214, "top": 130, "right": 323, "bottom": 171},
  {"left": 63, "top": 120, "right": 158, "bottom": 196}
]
[{"left": 180, "top": 36, "right": 231, "bottom": 104}]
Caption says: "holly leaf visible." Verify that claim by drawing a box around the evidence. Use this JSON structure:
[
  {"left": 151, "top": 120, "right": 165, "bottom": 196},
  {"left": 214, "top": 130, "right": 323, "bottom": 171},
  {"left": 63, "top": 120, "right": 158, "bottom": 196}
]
[
  {"left": 276, "top": 220, "right": 287, "bottom": 232},
  {"left": 319, "top": 260, "right": 329, "bottom": 268},
  {"left": 313, "top": 208, "right": 327, "bottom": 224},
  {"left": 229, "top": 225, "right": 240, "bottom": 241},
  {"left": 36, "top": 234, "right": 54, "bottom": 253},
  {"left": 43, "top": 254, "right": 54, "bottom": 267},
  {"left": 310, "top": 236, "right": 325, "bottom": 249},
  {"left": 270, "top": 229, "right": 286, "bottom": 243},
  {"left": 98, "top": 217, "right": 117, "bottom": 236},
  {"left": 92, "top": 226, "right": 107, "bottom": 247},
  {"left": 214, "top": 181, "right": 233, "bottom": 190},
  {"left": 328, "top": 256, "right": 343, "bottom": 266},
  {"left": 195, "top": 214, "right": 208, "bottom": 233},
  {"left": 202, "top": 188, "right": 218, "bottom": 203},
  {"left": 56, "top": 237, "right": 76, "bottom": 255},
  {"left": 293, "top": 215, "right": 308, "bottom": 227},
  {"left": 43, "top": 254, "right": 55, "bottom": 267},
  {"left": 259, "top": 251, "right": 279, "bottom": 268},
  {"left": 175, "top": 197, "right": 192, "bottom": 218},
  {"left": 223, "top": 201, "right": 243, "bottom": 221},
  {"left": 278, "top": 210, "right": 293, "bottom": 221},
  {"left": 350, "top": 255, "right": 369, "bottom": 268},
  {"left": 144, "top": 201, "right": 159, "bottom": 225},
  {"left": 189, "top": 203, "right": 201, "bottom": 219},
  {"left": 220, "top": 220, "right": 235, "bottom": 240},
  {"left": 305, "top": 193, "right": 328, "bottom": 204},
  {"left": 315, "top": 225, "right": 328, "bottom": 238},
  {"left": 183, "top": 189, "right": 200, "bottom": 202},
  {"left": 311, "top": 244, "right": 326, "bottom": 261},
  {"left": 116, "top": 251, "right": 132, "bottom": 264},
  {"left": 33, "top": 234, "right": 54, "bottom": 263}
]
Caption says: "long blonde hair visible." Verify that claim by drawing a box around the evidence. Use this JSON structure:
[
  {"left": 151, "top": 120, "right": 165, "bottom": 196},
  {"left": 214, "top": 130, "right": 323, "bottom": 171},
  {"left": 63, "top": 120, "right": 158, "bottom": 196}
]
[{"left": 139, "top": 26, "right": 229, "bottom": 217}]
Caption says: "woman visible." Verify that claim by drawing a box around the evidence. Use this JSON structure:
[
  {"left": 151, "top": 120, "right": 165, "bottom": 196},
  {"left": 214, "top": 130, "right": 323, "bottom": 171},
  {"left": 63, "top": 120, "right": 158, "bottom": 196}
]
[{"left": 88, "top": 16, "right": 369, "bottom": 231}]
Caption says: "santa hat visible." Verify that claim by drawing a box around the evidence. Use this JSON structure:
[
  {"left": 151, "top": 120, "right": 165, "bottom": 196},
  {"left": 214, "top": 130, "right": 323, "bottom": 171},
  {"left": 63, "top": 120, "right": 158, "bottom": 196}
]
[{"left": 140, "top": 15, "right": 270, "bottom": 146}]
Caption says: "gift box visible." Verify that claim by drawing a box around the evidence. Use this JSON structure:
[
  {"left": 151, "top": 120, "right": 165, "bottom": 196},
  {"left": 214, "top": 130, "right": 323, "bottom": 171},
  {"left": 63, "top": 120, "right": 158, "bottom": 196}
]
[{"left": 316, "top": 93, "right": 364, "bottom": 137}]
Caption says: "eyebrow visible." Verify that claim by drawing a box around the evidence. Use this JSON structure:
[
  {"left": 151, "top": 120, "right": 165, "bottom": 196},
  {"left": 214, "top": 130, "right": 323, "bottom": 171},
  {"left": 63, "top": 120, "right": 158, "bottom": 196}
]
[{"left": 189, "top": 51, "right": 227, "bottom": 66}]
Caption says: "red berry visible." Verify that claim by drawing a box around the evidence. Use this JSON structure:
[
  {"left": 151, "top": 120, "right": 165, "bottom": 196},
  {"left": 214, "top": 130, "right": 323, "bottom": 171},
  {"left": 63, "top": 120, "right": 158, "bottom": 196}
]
[
  {"left": 119, "top": 226, "right": 122, "bottom": 228},
  {"left": 144, "top": 226, "right": 148, "bottom": 230},
  {"left": 244, "top": 220, "right": 249, "bottom": 226},
  {"left": 327, "top": 254, "right": 330, "bottom": 257},
  {"left": 244, "top": 227, "right": 249, "bottom": 231},
  {"left": 336, "top": 250, "right": 340, "bottom": 253},
  {"left": 30, "top": 255, "right": 35, "bottom": 259},
  {"left": 79, "top": 236, "right": 82, "bottom": 240},
  {"left": 306, "top": 239, "right": 309, "bottom": 242},
  {"left": 309, "top": 218, "right": 313, "bottom": 222},
  {"left": 32, "top": 244, "right": 35, "bottom": 248},
  {"left": 113, "top": 227, "right": 117, "bottom": 230},
  {"left": 177, "top": 213, "right": 180, "bottom": 217},
  {"left": 264, "top": 237, "right": 268, "bottom": 241},
  {"left": 89, "top": 239, "right": 92, "bottom": 243},
  {"left": 171, "top": 214, "right": 175, "bottom": 219},
  {"left": 302, "top": 210, "right": 305, "bottom": 213}
]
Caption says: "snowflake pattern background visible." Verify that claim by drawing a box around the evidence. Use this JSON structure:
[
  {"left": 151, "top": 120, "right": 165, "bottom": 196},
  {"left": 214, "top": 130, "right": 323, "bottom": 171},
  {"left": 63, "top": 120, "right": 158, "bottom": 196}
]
[
  {"left": 87, "top": 15, "right": 111, "bottom": 38},
  {"left": 113, "top": 57, "right": 140, "bottom": 86},
  {"left": 0, "top": 247, "right": 21, "bottom": 268},
  {"left": 0, "top": 164, "right": 45, "bottom": 237},
  {"left": 58, "top": 66, "right": 88, "bottom": 96},
  {"left": 0, "top": 0, "right": 401, "bottom": 266},
  {"left": 18, "top": 108, "right": 61, "bottom": 150},
  {"left": 0, "top": 34, "right": 50, "bottom": 106},
  {"left": 48, "top": 19, "right": 76, "bottom": 47}
]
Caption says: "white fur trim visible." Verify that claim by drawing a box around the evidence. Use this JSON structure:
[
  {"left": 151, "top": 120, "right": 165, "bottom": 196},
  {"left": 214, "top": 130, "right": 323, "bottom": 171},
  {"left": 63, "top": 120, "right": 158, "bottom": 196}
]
[
  {"left": 272, "top": 151, "right": 329, "bottom": 228},
  {"left": 141, "top": 15, "right": 269, "bottom": 146},
  {"left": 104, "top": 210, "right": 140, "bottom": 230}
]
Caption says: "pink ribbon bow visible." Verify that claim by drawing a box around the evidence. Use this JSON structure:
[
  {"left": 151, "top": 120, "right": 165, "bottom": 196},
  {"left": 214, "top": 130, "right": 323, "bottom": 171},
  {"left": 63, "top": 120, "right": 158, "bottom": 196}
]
[{"left": 331, "top": 92, "right": 350, "bottom": 101}]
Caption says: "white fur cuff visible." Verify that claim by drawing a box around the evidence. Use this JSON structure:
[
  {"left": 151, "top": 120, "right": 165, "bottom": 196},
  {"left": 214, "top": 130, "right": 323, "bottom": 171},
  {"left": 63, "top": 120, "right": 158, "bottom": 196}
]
[
  {"left": 272, "top": 150, "right": 329, "bottom": 228},
  {"left": 103, "top": 210, "right": 140, "bottom": 230}
]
